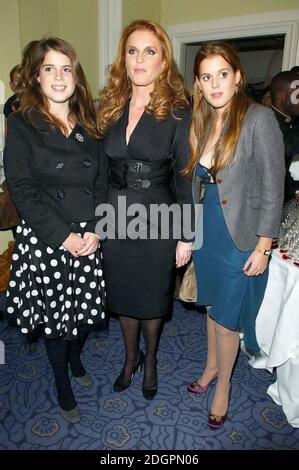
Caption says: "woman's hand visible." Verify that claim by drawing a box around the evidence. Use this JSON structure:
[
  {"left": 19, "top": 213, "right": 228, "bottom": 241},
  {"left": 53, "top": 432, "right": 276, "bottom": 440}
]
[
  {"left": 176, "top": 241, "right": 192, "bottom": 268},
  {"left": 243, "top": 251, "right": 269, "bottom": 276},
  {"left": 62, "top": 232, "right": 86, "bottom": 257},
  {"left": 75, "top": 232, "right": 100, "bottom": 257}
]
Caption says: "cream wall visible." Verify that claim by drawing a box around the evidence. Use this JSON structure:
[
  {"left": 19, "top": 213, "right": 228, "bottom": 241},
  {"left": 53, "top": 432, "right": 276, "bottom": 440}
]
[
  {"left": 123, "top": 0, "right": 299, "bottom": 27},
  {"left": 161, "top": 0, "right": 299, "bottom": 26},
  {"left": 19, "top": 0, "right": 59, "bottom": 47},
  {"left": 0, "top": 0, "right": 100, "bottom": 101},
  {"left": 123, "top": 0, "right": 161, "bottom": 26},
  {"left": 57, "top": 0, "right": 99, "bottom": 97},
  {"left": 0, "top": 0, "right": 21, "bottom": 100}
]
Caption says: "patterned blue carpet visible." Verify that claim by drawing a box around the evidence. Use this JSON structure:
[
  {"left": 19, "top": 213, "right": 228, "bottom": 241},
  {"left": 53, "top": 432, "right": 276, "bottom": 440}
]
[{"left": 0, "top": 299, "right": 298, "bottom": 450}]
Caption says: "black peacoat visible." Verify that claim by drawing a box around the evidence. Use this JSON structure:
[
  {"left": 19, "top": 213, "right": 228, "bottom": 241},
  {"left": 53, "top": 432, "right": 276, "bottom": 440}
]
[{"left": 4, "top": 112, "right": 108, "bottom": 250}]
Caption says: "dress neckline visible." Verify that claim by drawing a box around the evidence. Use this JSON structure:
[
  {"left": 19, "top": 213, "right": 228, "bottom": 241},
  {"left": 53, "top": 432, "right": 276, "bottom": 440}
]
[
  {"left": 125, "top": 100, "right": 146, "bottom": 147},
  {"left": 198, "top": 162, "right": 216, "bottom": 184}
]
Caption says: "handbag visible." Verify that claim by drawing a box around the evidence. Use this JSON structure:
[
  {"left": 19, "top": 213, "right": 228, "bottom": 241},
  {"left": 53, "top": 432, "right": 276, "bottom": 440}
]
[
  {"left": 178, "top": 260, "right": 197, "bottom": 303},
  {"left": 0, "top": 180, "right": 20, "bottom": 230},
  {"left": 0, "top": 241, "right": 14, "bottom": 292}
]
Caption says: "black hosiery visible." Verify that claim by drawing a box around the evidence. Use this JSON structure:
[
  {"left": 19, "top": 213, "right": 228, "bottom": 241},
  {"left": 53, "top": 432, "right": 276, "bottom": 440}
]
[
  {"left": 68, "top": 341, "right": 85, "bottom": 377},
  {"left": 118, "top": 316, "right": 141, "bottom": 381},
  {"left": 141, "top": 318, "right": 162, "bottom": 388},
  {"left": 44, "top": 336, "right": 77, "bottom": 411}
]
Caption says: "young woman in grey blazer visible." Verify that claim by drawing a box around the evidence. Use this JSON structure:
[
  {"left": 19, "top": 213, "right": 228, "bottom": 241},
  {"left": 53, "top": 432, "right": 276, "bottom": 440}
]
[{"left": 184, "top": 43, "right": 285, "bottom": 429}]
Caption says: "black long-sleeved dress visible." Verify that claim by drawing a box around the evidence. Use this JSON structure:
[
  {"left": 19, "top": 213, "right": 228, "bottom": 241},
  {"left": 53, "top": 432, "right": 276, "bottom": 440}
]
[{"left": 100, "top": 102, "right": 192, "bottom": 319}]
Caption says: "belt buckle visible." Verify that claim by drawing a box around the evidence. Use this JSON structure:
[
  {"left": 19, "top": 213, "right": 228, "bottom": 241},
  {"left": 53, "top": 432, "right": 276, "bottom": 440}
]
[
  {"left": 135, "top": 162, "right": 143, "bottom": 172},
  {"left": 133, "top": 179, "right": 142, "bottom": 189}
]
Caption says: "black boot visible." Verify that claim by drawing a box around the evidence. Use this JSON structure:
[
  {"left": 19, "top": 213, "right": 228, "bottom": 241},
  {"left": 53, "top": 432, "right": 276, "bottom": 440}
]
[
  {"left": 44, "top": 336, "right": 80, "bottom": 423},
  {"left": 68, "top": 332, "right": 92, "bottom": 387}
]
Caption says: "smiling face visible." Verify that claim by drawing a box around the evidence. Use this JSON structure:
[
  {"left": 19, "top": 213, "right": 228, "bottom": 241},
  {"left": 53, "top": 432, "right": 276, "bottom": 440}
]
[
  {"left": 37, "top": 49, "right": 76, "bottom": 111},
  {"left": 198, "top": 54, "right": 241, "bottom": 115},
  {"left": 125, "top": 29, "right": 165, "bottom": 92}
]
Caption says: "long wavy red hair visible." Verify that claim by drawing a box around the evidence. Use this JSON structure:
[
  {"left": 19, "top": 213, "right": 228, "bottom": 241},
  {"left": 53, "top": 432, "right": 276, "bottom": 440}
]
[
  {"left": 96, "top": 19, "right": 189, "bottom": 137},
  {"left": 184, "top": 42, "right": 251, "bottom": 177}
]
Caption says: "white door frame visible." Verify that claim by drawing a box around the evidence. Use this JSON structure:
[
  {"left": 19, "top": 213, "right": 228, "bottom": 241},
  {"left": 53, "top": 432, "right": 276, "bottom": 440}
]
[
  {"left": 167, "top": 9, "right": 299, "bottom": 76},
  {"left": 98, "top": 0, "right": 123, "bottom": 88}
]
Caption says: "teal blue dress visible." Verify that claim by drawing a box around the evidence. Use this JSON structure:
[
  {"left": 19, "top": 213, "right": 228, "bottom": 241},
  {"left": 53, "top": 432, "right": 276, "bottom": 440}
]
[{"left": 193, "top": 164, "right": 268, "bottom": 352}]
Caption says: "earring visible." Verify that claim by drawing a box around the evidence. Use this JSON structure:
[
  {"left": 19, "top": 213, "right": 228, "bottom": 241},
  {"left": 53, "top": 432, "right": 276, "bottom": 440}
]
[{"left": 235, "top": 82, "right": 240, "bottom": 95}]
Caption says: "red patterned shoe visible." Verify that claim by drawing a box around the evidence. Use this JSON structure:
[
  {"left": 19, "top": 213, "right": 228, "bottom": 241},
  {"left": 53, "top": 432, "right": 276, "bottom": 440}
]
[
  {"left": 208, "top": 384, "right": 232, "bottom": 429},
  {"left": 208, "top": 410, "right": 227, "bottom": 429},
  {"left": 187, "top": 371, "right": 218, "bottom": 394}
]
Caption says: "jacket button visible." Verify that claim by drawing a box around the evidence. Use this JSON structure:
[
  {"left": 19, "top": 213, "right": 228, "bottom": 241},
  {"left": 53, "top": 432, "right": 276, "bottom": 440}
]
[
  {"left": 217, "top": 178, "right": 222, "bottom": 184},
  {"left": 221, "top": 199, "right": 228, "bottom": 205},
  {"left": 56, "top": 162, "right": 64, "bottom": 169},
  {"left": 84, "top": 186, "right": 92, "bottom": 195},
  {"left": 82, "top": 159, "right": 92, "bottom": 168},
  {"left": 57, "top": 190, "right": 65, "bottom": 199}
]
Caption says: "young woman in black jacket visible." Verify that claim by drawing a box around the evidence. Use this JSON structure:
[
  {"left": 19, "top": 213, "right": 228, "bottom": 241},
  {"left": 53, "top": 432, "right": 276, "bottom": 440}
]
[{"left": 4, "top": 38, "right": 107, "bottom": 423}]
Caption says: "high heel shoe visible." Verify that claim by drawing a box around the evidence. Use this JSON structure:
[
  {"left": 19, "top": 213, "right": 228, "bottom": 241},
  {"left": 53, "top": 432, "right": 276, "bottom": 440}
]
[
  {"left": 208, "top": 384, "right": 232, "bottom": 429},
  {"left": 113, "top": 351, "right": 145, "bottom": 392},
  {"left": 208, "top": 410, "right": 228, "bottom": 429},
  {"left": 142, "top": 359, "right": 158, "bottom": 400},
  {"left": 187, "top": 370, "right": 218, "bottom": 394}
]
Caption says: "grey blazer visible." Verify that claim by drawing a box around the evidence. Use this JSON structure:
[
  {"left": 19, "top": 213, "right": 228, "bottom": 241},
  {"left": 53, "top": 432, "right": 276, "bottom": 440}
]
[{"left": 192, "top": 103, "right": 285, "bottom": 251}]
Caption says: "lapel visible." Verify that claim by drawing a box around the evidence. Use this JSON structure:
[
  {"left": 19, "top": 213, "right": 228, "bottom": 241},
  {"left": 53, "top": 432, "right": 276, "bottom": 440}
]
[
  {"left": 120, "top": 100, "right": 148, "bottom": 157},
  {"left": 41, "top": 126, "right": 94, "bottom": 153},
  {"left": 120, "top": 101, "right": 130, "bottom": 156},
  {"left": 30, "top": 112, "right": 93, "bottom": 153}
]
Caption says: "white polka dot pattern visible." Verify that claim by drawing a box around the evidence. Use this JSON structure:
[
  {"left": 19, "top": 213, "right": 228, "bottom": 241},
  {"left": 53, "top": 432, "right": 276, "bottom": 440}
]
[{"left": 5, "top": 220, "right": 106, "bottom": 340}]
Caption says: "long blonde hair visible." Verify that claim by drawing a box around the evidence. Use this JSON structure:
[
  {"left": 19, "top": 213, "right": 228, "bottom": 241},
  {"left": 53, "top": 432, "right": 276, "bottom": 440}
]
[
  {"left": 185, "top": 42, "right": 251, "bottom": 177},
  {"left": 96, "top": 19, "right": 189, "bottom": 137}
]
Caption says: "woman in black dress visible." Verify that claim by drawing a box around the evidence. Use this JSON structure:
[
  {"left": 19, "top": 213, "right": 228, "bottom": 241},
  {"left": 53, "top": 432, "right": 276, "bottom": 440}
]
[
  {"left": 97, "top": 20, "right": 193, "bottom": 399},
  {"left": 4, "top": 38, "right": 107, "bottom": 423}
]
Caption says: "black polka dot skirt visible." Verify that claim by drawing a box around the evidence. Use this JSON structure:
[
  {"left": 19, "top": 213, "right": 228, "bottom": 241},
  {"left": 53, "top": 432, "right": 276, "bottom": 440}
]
[{"left": 5, "top": 220, "right": 106, "bottom": 340}]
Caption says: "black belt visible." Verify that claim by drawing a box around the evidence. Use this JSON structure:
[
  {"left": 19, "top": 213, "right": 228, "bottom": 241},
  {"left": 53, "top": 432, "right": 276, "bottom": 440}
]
[
  {"left": 108, "top": 157, "right": 172, "bottom": 190},
  {"left": 126, "top": 161, "right": 151, "bottom": 174}
]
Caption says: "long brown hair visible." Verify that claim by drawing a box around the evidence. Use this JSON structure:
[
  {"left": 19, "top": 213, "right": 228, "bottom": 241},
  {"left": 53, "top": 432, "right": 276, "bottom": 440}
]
[
  {"left": 19, "top": 37, "right": 99, "bottom": 138},
  {"left": 185, "top": 42, "right": 251, "bottom": 177},
  {"left": 96, "top": 19, "right": 189, "bottom": 138}
]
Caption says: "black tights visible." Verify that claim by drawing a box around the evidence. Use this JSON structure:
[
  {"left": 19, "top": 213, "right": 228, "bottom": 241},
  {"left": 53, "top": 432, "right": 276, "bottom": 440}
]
[
  {"left": 68, "top": 330, "right": 88, "bottom": 377},
  {"left": 44, "top": 331, "right": 88, "bottom": 410},
  {"left": 118, "top": 316, "right": 162, "bottom": 388}
]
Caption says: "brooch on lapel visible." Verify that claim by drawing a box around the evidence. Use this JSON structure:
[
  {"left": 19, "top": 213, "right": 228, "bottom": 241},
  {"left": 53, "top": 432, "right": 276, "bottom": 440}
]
[{"left": 75, "top": 133, "right": 84, "bottom": 142}]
